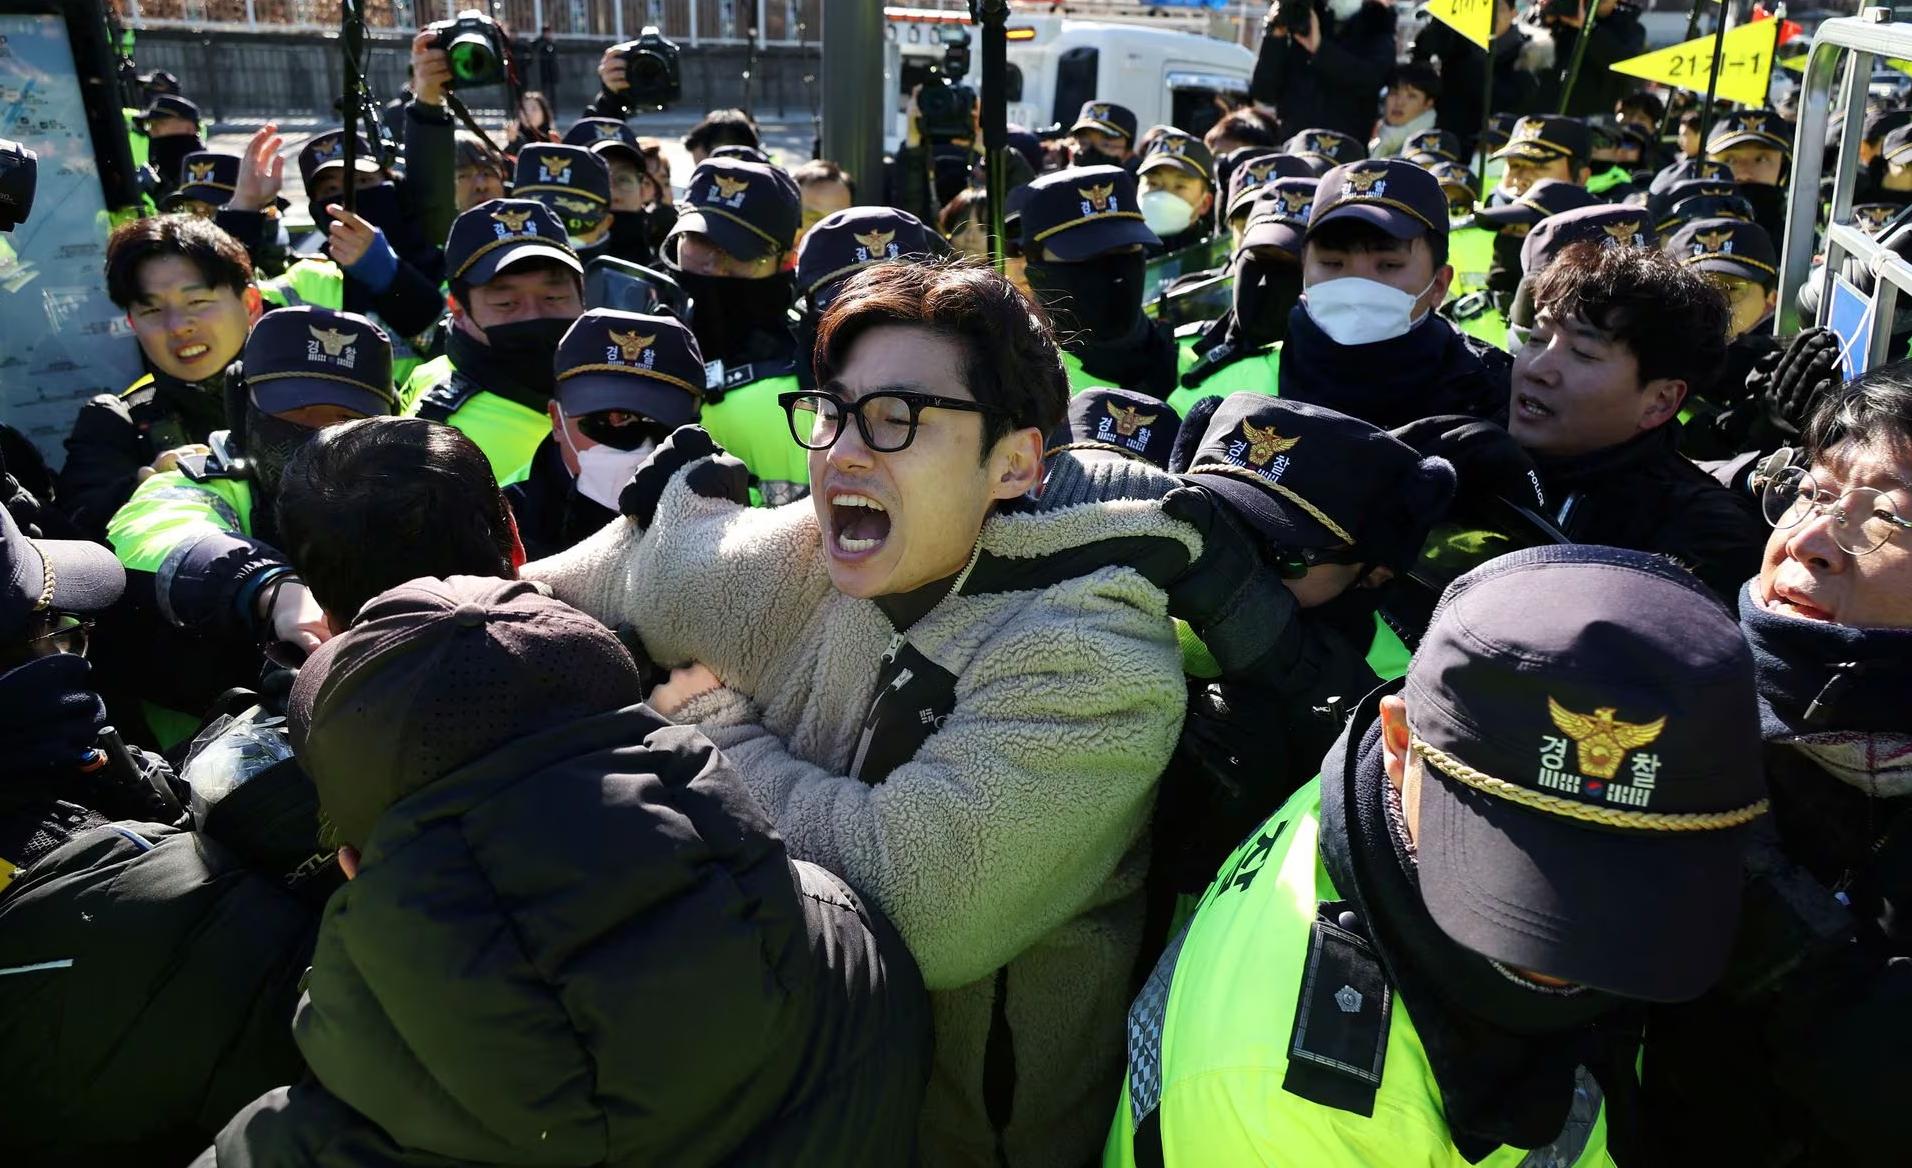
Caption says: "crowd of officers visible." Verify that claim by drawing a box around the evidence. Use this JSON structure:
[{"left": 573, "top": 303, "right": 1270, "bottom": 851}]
[{"left": 1, "top": 3, "right": 1910, "bottom": 1165}]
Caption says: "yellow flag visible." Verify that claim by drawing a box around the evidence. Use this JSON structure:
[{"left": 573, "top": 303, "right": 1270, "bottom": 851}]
[
  {"left": 1609, "top": 19, "right": 1780, "bottom": 107},
  {"left": 1425, "top": 0, "right": 1494, "bottom": 50}
]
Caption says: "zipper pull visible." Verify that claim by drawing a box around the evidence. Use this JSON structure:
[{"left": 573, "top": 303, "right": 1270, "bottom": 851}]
[{"left": 881, "top": 631, "right": 905, "bottom": 667}]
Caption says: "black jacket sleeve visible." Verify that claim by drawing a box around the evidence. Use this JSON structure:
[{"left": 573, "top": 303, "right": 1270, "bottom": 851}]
[
  {"left": 585, "top": 86, "right": 636, "bottom": 120},
  {"left": 1310, "top": 8, "right": 1396, "bottom": 102},
  {"left": 401, "top": 99, "right": 457, "bottom": 255},
  {"left": 1249, "top": 28, "right": 1298, "bottom": 109},
  {"left": 886, "top": 143, "right": 937, "bottom": 225},
  {"left": 58, "top": 395, "right": 149, "bottom": 540},
  {"left": 367, "top": 257, "right": 448, "bottom": 342}
]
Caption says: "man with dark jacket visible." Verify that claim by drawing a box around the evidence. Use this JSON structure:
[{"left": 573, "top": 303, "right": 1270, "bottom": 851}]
[
  {"left": 1411, "top": 0, "right": 1538, "bottom": 157},
  {"left": 1250, "top": 0, "right": 1397, "bottom": 142},
  {"left": 198, "top": 576, "right": 932, "bottom": 1167},
  {"left": 1509, "top": 239, "right": 1765, "bottom": 600},
  {"left": 1542, "top": 0, "right": 1646, "bottom": 118}
]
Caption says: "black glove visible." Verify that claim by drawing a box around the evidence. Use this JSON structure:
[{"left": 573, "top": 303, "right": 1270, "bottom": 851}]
[
  {"left": 1389, "top": 415, "right": 1547, "bottom": 512},
  {"left": 618, "top": 424, "right": 751, "bottom": 528},
  {"left": 1160, "top": 483, "right": 1300, "bottom": 677},
  {"left": 1750, "top": 327, "right": 1841, "bottom": 438}
]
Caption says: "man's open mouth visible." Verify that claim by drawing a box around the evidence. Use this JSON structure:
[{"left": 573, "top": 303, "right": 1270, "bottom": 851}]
[
  {"left": 1515, "top": 392, "right": 1554, "bottom": 421},
  {"left": 174, "top": 343, "right": 211, "bottom": 363},
  {"left": 829, "top": 491, "right": 892, "bottom": 556}
]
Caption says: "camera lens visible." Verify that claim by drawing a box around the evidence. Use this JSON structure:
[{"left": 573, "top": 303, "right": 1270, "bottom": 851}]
[{"left": 447, "top": 31, "right": 497, "bottom": 83}]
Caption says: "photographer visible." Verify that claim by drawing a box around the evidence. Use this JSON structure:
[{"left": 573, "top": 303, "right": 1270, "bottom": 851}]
[
  {"left": 1410, "top": 0, "right": 1538, "bottom": 158},
  {"left": 1250, "top": 0, "right": 1397, "bottom": 143},
  {"left": 1540, "top": 0, "right": 1646, "bottom": 119},
  {"left": 889, "top": 83, "right": 1036, "bottom": 227},
  {"left": 586, "top": 32, "right": 688, "bottom": 124}
]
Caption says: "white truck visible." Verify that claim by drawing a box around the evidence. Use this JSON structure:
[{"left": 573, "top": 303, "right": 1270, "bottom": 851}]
[{"left": 882, "top": 7, "right": 1258, "bottom": 150}]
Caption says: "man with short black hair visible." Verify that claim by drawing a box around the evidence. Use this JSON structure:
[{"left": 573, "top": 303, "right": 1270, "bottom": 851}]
[
  {"left": 1371, "top": 62, "right": 1442, "bottom": 158},
  {"left": 1510, "top": 241, "right": 1765, "bottom": 598}
]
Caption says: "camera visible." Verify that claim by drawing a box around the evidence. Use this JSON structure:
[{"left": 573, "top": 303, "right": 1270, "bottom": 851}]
[
  {"left": 918, "top": 26, "right": 978, "bottom": 144},
  {"left": 617, "top": 26, "right": 682, "bottom": 110},
  {"left": 0, "top": 138, "right": 37, "bottom": 233},
  {"left": 1272, "top": 0, "right": 1316, "bottom": 36},
  {"left": 427, "top": 9, "right": 512, "bottom": 89},
  {"left": 1540, "top": 0, "right": 1581, "bottom": 24}
]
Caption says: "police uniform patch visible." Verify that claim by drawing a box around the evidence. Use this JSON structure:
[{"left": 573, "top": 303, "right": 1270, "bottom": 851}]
[{"left": 1538, "top": 697, "right": 1667, "bottom": 806}]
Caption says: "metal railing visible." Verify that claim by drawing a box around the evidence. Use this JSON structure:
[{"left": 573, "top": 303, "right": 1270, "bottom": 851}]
[
  {"left": 1778, "top": 8, "right": 1912, "bottom": 369},
  {"left": 117, "top": 0, "right": 826, "bottom": 47}
]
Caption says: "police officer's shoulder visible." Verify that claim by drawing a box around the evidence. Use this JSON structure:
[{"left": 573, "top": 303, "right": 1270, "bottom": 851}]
[{"left": 413, "top": 371, "right": 482, "bottom": 422}]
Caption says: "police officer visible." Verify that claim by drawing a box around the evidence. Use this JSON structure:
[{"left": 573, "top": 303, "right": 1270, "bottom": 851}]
[
  {"left": 1705, "top": 110, "right": 1793, "bottom": 242},
  {"left": 106, "top": 306, "right": 394, "bottom": 745},
  {"left": 1281, "top": 128, "right": 1366, "bottom": 176},
  {"left": 160, "top": 150, "right": 240, "bottom": 218},
  {"left": 1109, "top": 544, "right": 1765, "bottom": 1167},
  {"left": 1664, "top": 216, "right": 1785, "bottom": 459},
  {"left": 400, "top": 199, "right": 583, "bottom": 481},
  {"left": 514, "top": 142, "right": 613, "bottom": 254},
  {"left": 1465, "top": 178, "right": 1601, "bottom": 346},
  {"left": 662, "top": 157, "right": 809, "bottom": 503},
  {"left": 1070, "top": 99, "right": 1140, "bottom": 168},
  {"left": 1018, "top": 166, "right": 1196, "bottom": 399},
  {"left": 1489, "top": 115, "right": 1593, "bottom": 200},
  {"left": 1137, "top": 129, "right": 1217, "bottom": 255},
  {"left": 1504, "top": 202, "right": 1657, "bottom": 353},
  {"left": 564, "top": 116, "right": 663, "bottom": 262},
  {"left": 1220, "top": 151, "right": 1312, "bottom": 248},
  {"left": 142, "top": 93, "right": 204, "bottom": 198},
  {"left": 1173, "top": 178, "right": 1316, "bottom": 412},
  {"left": 793, "top": 206, "right": 950, "bottom": 391},
  {"left": 504, "top": 309, "right": 704, "bottom": 559}
]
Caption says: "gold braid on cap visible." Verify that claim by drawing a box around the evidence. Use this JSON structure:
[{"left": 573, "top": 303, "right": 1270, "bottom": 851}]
[
  {"left": 1410, "top": 738, "right": 1769, "bottom": 832},
  {"left": 34, "top": 549, "right": 54, "bottom": 612},
  {"left": 1185, "top": 463, "right": 1356, "bottom": 546}
]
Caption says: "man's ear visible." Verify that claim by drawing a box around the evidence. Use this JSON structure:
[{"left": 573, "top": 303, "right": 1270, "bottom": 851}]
[
  {"left": 1379, "top": 693, "right": 1412, "bottom": 788},
  {"left": 1763, "top": 287, "right": 1779, "bottom": 315},
  {"left": 1640, "top": 377, "right": 1686, "bottom": 431},
  {"left": 1198, "top": 190, "right": 1216, "bottom": 219},
  {"left": 245, "top": 285, "right": 265, "bottom": 323},
  {"left": 989, "top": 426, "right": 1046, "bottom": 502}
]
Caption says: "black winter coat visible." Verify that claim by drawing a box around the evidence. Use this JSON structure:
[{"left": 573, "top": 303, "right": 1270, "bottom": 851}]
[
  {"left": 1534, "top": 422, "right": 1766, "bottom": 602},
  {"left": 59, "top": 365, "right": 233, "bottom": 540},
  {"left": 1544, "top": 3, "right": 1647, "bottom": 118},
  {"left": 1412, "top": 25, "right": 1542, "bottom": 159},
  {"left": 502, "top": 434, "right": 617, "bottom": 561},
  {"left": 1250, "top": 0, "right": 1398, "bottom": 142},
  {"left": 196, "top": 704, "right": 932, "bottom": 1167}
]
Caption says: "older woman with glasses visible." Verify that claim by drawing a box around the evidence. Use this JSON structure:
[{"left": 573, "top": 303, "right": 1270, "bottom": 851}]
[{"left": 1646, "top": 364, "right": 1912, "bottom": 1165}]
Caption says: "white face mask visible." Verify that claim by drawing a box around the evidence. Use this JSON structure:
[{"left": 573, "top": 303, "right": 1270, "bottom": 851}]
[
  {"left": 1139, "top": 189, "right": 1196, "bottom": 237},
  {"left": 559, "top": 408, "right": 656, "bottom": 511},
  {"left": 1328, "top": 0, "right": 1365, "bottom": 20},
  {"left": 1302, "top": 275, "right": 1439, "bottom": 346}
]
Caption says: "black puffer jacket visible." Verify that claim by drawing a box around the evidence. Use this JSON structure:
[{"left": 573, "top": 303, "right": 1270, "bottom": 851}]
[
  {"left": 197, "top": 704, "right": 931, "bottom": 1167},
  {"left": 1250, "top": 0, "right": 1398, "bottom": 141}
]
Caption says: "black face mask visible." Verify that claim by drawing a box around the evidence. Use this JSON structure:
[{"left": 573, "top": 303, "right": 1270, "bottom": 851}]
[
  {"left": 1026, "top": 251, "right": 1147, "bottom": 346},
  {"left": 150, "top": 134, "right": 204, "bottom": 186},
  {"left": 1074, "top": 145, "right": 1124, "bottom": 170},
  {"left": 1738, "top": 181, "right": 1788, "bottom": 240},
  {"left": 606, "top": 211, "right": 655, "bottom": 260},
  {"left": 1232, "top": 251, "right": 1305, "bottom": 347},
  {"left": 478, "top": 316, "right": 573, "bottom": 403},
  {"left": 242, "top": 404, "right": 319, "bottom": 500},
  {"left": 1487, "top": 231, "right": 1526, "bottom": 299},
  {"left": 676, "top": 268, "right": 795, "bottom": 364}
]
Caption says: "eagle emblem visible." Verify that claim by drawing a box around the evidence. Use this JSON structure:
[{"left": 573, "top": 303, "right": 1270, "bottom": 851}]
[
  {"left": 854, "top": 228, "right": 896, "bottom": 252},
  {"left": 1159, "top": 137, "right": 1187, "bottom": 156},
  {"left": 593, "top": 122, "right": 623, "bottom": 139},
  {"left": 539, "top": 157, "right": 570, "bottom": 183},
  {"left": 1601, "top": 220, "right": 1643, "bottom": 244},
  {"left": 491, "top": 207, "right": 535, "bottom": 233},
  {"left": 608, "top": 330, "right": 654, "bottom": 361},
  {"left": 1858, "top": 205, "right": 1896, "bottom": 230},
  {"left": 309, "top": 326, "right": 357, "bottom": 357},
  {"left": 313, "top": 135, "right": 343, "bottom": 161},
  {"left": 1344, "top": 167, "right": 1384, "bottom": 195},
  {"left": 1246, "top": 159, "right": 1280, "bottom": 183},
  {"left": 187, "top": 160, "right": 217, "bottom": 182},
  {"left": 1241, "top": 420, "right": 1300, "bottom": 466},
  {"left": 1280, "top": 189, "right": 1315, "bottom": 215},
  {"left": 1513, "top": 116, "right": 1546, "bottom": 141},
  {"left": 1309, "top": 133, "right": 1338, "bottom": 155},
  {"left": 1548, "top": 698, "right": 1667, "bottom": 780},
  {"left": 1078, "top": 182, "right": 1116, "bottom": 211},
  {"left": 1107, "top": 402, "right": 1159, "bottom": 438},
  {"left": 713, "top": 174, "right": 751, "bottom": 199},
  {"left": 1089, "top": 103, "right": 1111, "bottom": 121},
  {"left": 1695, "top": 227, "right": 1735, "bottom": 252}
]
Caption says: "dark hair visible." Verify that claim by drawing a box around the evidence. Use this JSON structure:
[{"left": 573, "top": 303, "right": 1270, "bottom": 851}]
[
  {"left": 449, "top": 255, "right": 581, "bottom": 310},
  {"left": 792, "top": 158, "right": 856, "bottom": 199},
  {"left": 1804, "top": 365, "right": 1912, "bottom": 462},
  {"left": 1679, "top": 109, "right": 1703, "bottom": 131},
  {"left": 104, "top": 214, "right": 254, "bottom": 310},
  {"left": 813, "top": 258, "right": 1068, "bottom": 457},
  {"left": 1529, "top": 241, "right": 1729, "bottom": 389},
  {"left": 1617, "top": 92, "right": 1666, "bottom": 123},
  {"left": 684, "top": 108, "right": 761, "bottom": 156},
  {"left": 1205, "top": 109, "right": 1278, "bottom": 150},
  {"left": 938, "top": 186, "right": 987, "bottom": 236},
  {"left": 276, "top": 417, "right": 517, "bottom": 622},
  {"left": 1304, "top": 215, "right": 1450, "bottom": 269},
  {"left": 1385, "top": 63, "right": 1443, "bottom": 102}
]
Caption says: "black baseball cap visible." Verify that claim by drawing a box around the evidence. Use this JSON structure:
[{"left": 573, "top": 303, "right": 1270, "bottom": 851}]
[
  {"left": 1181, "top": 395, "right": 1455, "bottom": 571},
  {"left": 1016, "top": 165, "right": 1158, "bottom": 261},
  {"left": 0, "top": 499, "right": 124, "bottom": 645},
  {"left": 1473, "top": 178, "right": 1600, "bottom": 230},
  {"left": 1308, "top": 159, "right": 1449, "bottom": 242},
  {"left": 1071, "top": 100, "right": 1139, "bottom": 145},
  {"left": 165, "top": 151, "right": 240, "bottom": 208},
  {"left": 1282, "top": 129, "right": 1366, "bottom": 175},
  {"left": 446, "top": 198, "right": 582, "bottom": 286},
  {"left": 1403, "top": 129, "right": 1465, "bottom": 164},
  {"left": 1405, "top": 545, "right": 1764, "bottom": 1002},
  {"left": 562, "top": 116, "right": 644, "bottom": 166},
  {"left": 1240, "top": 177, "right": 1320, "bottom": 256},
  {"left": 1707, "top": 109, "right": 1794, "bottom": 155},
  {"left": 243, "top": 306, "right": 396, "bottom": 420},
  {"left": 554, "top": 309, "right": 704, "bottom": 427},
  {"left": 1052, "top": 387, "right": 1181, "bottom": 468},
  {"left": 1521, "top": 205, "right": 1656, "bottom": 275},
  {"left": 1138, "top": 129, "right": 1215, "bottom": 185},
  {"left": 1492, "top": 115, "right": 1591, "bottom": 168},
  {"left": 297, "top": 130, "right": 380, "bottom": 194},
  {"left": 143, "top": 94, "right": 200, "bottom": 124},
  {"left": 1656, "top": 176, "right": 1739, "bottom": 226},
  {"left": 514, "top": 144, "right": 611, "bottom": 239},
  {"left": 1647, "top": 158, "right": 1733, "bottom": 198},
  {"left": 1226, "top": 152, "right": 1315, "bottom": 219},
  {"left": 795, "top": 206, "right": 949, "bottom": 309},
  {"left": 1657, "top": 191, "right": 1756, "bottom": 235},
  {"left": 1884, "top": 123, "right": 1912, "bottom": 166},
  {"left": 667, "top": 158, "right": 801, "bottom": 263},
  {"left": 1666, "top": 216, "right": 1778, "bottom": 284}
]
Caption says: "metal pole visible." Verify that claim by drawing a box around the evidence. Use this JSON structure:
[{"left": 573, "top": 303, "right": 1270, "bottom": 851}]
[
  {"left": 1476, "top": 21, "right": 1496, "bottom": 185},
  {"left": 341, "top": 0, "right": 362, "bottom": 216},
  {"left": 614, "top": 0, "right": 624, "bottom": 41},
  {"left": 1698, "top": 0, "right": 1733, "bottom": 147},
  {"left": 1555, "top": 0, "right": 1605, "bottom": 114},
  {"left": 690, "top": 0, "right": 699, "bottom": 46},
  {"left": 819, "top": 0, "right": 883, "bottom": 203},
  {"left": 980, "top": 0, "right": 1008, "bottom": 272}
]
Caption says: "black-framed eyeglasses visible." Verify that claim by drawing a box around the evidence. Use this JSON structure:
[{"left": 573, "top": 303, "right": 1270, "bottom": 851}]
[
  {"left": 1761, "top": 465, "right": 1912, "bottom": 556},
  {"left": 577, "top": 409, "right": 671, "bottom": 452},
  {"left": 1262, "top": 542, "right": 1366, "bottom": 580},
  {"left": 778, "top": 389, "right": 1009, "bottom": 454},
  {"left": 1, "top": 612, "right": 91, "bottom": 668}
]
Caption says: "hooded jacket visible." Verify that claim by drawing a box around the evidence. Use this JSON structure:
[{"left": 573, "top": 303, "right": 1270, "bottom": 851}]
[
  {"left": 197, "top": 700, "right": 930, "bottom": 1167},
  {"left": 528, "top": 465, "right": 1196, "bottom": 1167}
]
